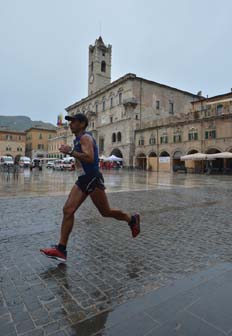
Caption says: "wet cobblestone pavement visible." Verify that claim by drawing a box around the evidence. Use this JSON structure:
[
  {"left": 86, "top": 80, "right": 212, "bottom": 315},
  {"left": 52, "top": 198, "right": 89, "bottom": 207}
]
[{"left": 1, "top": 169, "right": 232, "bottom": 335}]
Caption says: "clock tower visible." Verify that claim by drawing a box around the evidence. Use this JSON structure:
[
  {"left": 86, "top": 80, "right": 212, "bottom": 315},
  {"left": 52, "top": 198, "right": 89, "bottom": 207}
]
[{"left": 88, "top": 36, "right": 112, "bottom": 95}]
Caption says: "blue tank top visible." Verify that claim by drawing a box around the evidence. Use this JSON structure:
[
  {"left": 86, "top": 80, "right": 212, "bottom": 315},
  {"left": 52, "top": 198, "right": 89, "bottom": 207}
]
[{"left": 73, "top": 131, "right": 99, "bottom": 174}]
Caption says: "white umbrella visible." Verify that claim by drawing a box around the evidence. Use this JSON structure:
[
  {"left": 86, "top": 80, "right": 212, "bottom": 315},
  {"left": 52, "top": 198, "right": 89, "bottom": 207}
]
[
  {"left": 99, "top": 155, "right": 107, "bottom": 160},
  {"left": 180, "top": 153, "right": 208, "bottom": 161},
  {"left": 207, "top": 152, "right": 232, "bottom": 159},
  {"left": 107, "top": 155, "right": 123, "bottom": 161}
]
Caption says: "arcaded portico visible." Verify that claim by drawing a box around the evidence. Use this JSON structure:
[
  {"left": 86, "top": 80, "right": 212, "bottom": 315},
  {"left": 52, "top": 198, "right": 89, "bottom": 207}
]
[{"left": 65, "top": 37, "right": 232, "bottom": 173}]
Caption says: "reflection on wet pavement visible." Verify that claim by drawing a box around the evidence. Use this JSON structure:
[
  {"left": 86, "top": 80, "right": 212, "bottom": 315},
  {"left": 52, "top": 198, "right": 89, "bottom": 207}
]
[
  {"left": 1, "top": 168, "right": 232, "bottom": 335},
  {"left": 1, "top": 167, "right": 232, "bottom": 198}
]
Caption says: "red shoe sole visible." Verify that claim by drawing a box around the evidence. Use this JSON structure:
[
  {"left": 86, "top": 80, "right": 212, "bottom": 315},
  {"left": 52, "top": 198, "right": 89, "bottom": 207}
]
[{"left": 40, "top": 249, "right": 66, "bottom": 262}]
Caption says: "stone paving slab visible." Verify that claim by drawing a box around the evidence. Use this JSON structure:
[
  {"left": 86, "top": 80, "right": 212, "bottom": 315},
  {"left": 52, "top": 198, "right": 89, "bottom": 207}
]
[
  {"left": 1, "top": 182, "right": 232, "bottom": 335},
  {"left": 98, "top": 263, "right": 232, "bottom": 335}
]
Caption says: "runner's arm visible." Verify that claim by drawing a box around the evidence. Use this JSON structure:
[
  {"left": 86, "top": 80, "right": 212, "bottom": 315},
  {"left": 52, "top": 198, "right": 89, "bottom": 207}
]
[{"left": 71, "top": 135, "right": 94, "bottom": 163}]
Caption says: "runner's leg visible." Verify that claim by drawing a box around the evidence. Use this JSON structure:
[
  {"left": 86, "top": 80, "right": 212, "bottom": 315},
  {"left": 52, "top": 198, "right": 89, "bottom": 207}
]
[
  {"left": 90, "top": 187, "right": 131, "bottom": 223},
  {"left": 59, "top": 184, "right": 87, "bottom": 246}
]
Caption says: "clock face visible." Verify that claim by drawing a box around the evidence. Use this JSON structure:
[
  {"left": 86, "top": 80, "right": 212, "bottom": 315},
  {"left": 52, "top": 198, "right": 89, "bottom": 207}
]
[{"left": 89, "top": 74, "right": 94, "bottom": 83}]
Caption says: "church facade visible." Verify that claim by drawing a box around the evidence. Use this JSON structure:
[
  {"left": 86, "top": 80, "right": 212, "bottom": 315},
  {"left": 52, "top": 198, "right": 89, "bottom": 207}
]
[{"left": 65, "top": 37, "right": 232, "bottom": 172}]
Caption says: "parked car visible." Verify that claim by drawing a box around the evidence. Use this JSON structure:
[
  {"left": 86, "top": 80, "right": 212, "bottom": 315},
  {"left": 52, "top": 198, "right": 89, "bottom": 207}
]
[
  {"left": 0, "top": 156, "right": 14, "bottom": 167},
  {"left": 19, "top": 156, "right": 31, "bottom": 168},
  {"left": 53, "top": 159, "right": 65, "bottom": 171},
  {"left": 63, "top": 157, "right": 75, "bottom": 171},
  {"left": 173, "top": 164, "right": 187, "bottom": 173},
  {"left": 30, "top": 158, "right": 43, "bottom": 171},
  {"left": 46, "top": 161, "right": 55, "bottom": 168}
]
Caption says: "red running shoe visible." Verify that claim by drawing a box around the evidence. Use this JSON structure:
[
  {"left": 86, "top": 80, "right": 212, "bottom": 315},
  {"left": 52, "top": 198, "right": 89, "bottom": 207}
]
[
  {"left": 129, "top": 213, "right": 140, "bottom": 238},
  {"left": 40, "top": 245, "right": 67, "bottom": 262}
]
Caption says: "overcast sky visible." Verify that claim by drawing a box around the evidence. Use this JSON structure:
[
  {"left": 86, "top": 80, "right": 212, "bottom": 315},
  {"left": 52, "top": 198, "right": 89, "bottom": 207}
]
[{"left": 0, "top": 0, "right": 231, "bottom": 125}]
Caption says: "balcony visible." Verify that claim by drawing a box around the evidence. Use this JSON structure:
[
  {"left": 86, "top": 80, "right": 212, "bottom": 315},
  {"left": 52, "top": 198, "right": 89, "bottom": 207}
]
[
  {"left": 123, "top": 97, "right": 138, "bottom": 107},
  {"left": 86, "top": 110, "right": 96, "bottom": 117}
]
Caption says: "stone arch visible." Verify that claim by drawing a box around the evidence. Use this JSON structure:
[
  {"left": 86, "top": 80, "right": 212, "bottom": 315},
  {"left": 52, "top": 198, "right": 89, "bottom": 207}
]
[
  {"left": 159, "top": 151, "right": 170, "bottom": 172},
  {"left": 187, "top": 148, "right": 199, "bottom": 155},
  {"left": 206, "top": 147, "right": 227, "bottom": 173},
  {"left": 136, "top": 152, "right": 147, "bottom": 170},
  {"left": 172, "top": 150, "right": 186, "bottom": 172},
  {"left": 147, "top": 152, "right": 157, "bottom": 171},
  {"left": 205, "top": 147, "right": 221, "bottom": 154},
  {"left": 172, "top": 150, "right": 183, "bottom": 159},
  {"left": 110, "top": 148, "right": 123, "bottom": 158},
  {"left": 148, "top": 151, "right": 157, "bottom": 157},
  {"left": 159, "top": 151, "right": 170, "bottom": 157},
  {"left": 184, "top": 149, "right": 204, "bottom": 173}
]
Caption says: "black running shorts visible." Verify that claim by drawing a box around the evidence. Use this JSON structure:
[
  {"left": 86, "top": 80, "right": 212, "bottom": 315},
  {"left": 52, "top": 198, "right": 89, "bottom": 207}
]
[{"left": 76, "top": 171, "right": 105, "bottom": 194}]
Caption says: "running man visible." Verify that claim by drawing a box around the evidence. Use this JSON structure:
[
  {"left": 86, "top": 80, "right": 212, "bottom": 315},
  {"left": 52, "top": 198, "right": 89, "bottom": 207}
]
[{"left": 40, "top": 113, "right": 140, "bottom": 262}]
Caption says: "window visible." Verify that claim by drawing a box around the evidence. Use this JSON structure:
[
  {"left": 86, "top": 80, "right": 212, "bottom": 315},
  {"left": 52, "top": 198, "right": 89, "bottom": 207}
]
[
  {"left": 110, "top": 97, "right": 113, "bottom": 108},
  {"left": 173, "top": 134, "right": 181, "bottom": 143},
  {"left": 95, "top": 103, "right": 98, "bottom": 113},
  {"left": 160, "top": 136, "right": 168, "bottom": 144},
  {"left": 216, "top": 104, "right": 223, "bottom": 115},
  {"left": 149, "top": 137, "right": 156, "bottom": 145},
  {"left": 39, "top": 133, "right": 43, "bottom": 140},
  {"left": 156, "top": 100, "right": 160, "bottom": 109},
  {"left": 38, "top": 144, "right": 44, "bottom": 150},
  {"left": 91, "top": 62, "right": 93, "bottom": 72},
  {"left": 88, "top": 104, "right": 92, "bottom": 113},
  {"left": 205, "top": 130, "right": 216, "bottom": 139},
  {"left": 101, "top": 61, "right": 106, "bottom": 72},
  {"left": 19, "top": 136, "right": 22, "bottom": 140},
  {"left": 102, "top": 101, "right": 105, "bottom": 111},
  {"left": 119, "top": 92, "right": 122, "bottom": 105},
  {"left": 204, "top": 108, "right": 211, "bottom": 117},
  {"left": 110, "top": 117, "right": 113, "bottom": 123},
  {"left": 112, "top": 133, "right": 116, "bottom": 143},
  {"left": 5, "top": 135, "right": 13, "bottom": 140},
  {"left": 188, "top": 131, "right": 198, "bottom": 141},
  {"left": 138, "top": 137, "right": 144, "bottom": 146},
  {"left": 117, "top": 132, "right": 122, "bottom": 142},
  {"left": 169, "top": 101, "right": 174, "bottom": 114},
  {"left": 135, "top": 115, "right": 139, "bottom": 120},
  {"left": 99, "top": 138, "right": 104, "bottom": 152}
]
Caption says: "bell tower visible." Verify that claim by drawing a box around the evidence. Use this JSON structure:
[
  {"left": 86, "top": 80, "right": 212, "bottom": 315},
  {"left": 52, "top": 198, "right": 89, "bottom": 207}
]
[{"left": 88, "top": 36, "right": 112, "bottom": 95}]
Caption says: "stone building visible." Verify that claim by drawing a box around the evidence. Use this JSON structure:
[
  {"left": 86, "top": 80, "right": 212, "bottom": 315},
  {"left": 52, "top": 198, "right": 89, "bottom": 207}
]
[
  {"left": 0, "top": 129, "right": 26, "bottom": 158},
  {"left": 47, "top": 123, "right": 73, "bottom": 158},
  {"left": 25, "top": 126, "right": 57, "bottom": 159},
  {"left": 135, "top": 91, "right": 232, "bottom": 172},
  {"left": 65, "top": 37, "right": 200, "bottom": 168}
]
